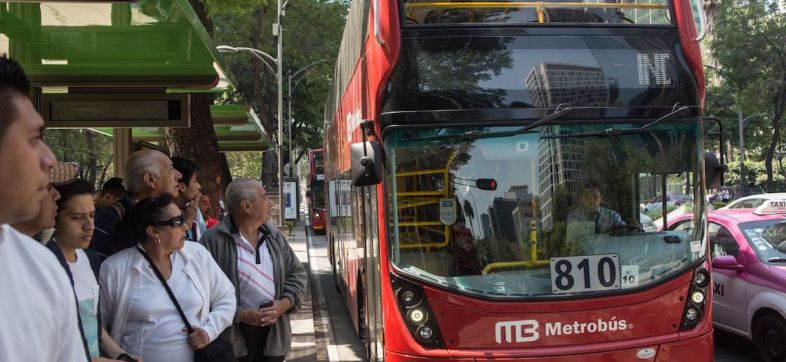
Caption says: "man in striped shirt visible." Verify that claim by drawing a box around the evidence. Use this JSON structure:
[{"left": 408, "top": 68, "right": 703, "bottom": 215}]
[{"left": 199, "top": 178, "right": 306, "bottom": 362}]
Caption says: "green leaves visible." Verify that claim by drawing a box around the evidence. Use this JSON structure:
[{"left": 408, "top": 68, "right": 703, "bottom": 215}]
[
  {"left": 211, "top": 0, "right": 347, "bottom": 157},
  {"left": 708, "top": 1, "right": 786, "bottom": 190}
]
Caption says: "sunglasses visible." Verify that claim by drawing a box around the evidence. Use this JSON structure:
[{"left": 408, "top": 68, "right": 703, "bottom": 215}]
[{"left": 154, "top": 214, "right": 186, "bottom": 228}]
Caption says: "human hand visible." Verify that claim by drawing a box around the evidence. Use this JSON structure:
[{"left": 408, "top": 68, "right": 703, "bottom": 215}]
[
  {"left": 182, "top": 326, "right": 210, "bottom": 350},
  {"left": 183, "top": 193, "right": 201, "bottom": 223},
  {"left": 238, "top": 307, "right": 265, "bottom": 326},
  {"left": 259, "top": 299, "right": 292, "bottom": 326}
]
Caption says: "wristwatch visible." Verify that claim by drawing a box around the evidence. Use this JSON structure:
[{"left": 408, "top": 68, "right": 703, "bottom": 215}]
[{"left": 116, "top": 353, "right": 137, "bottom": 362}]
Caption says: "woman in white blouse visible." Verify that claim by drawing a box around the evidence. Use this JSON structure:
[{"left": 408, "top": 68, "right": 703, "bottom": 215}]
[{"left": 100, "top": 194, "right": 236, "bottom": 362}]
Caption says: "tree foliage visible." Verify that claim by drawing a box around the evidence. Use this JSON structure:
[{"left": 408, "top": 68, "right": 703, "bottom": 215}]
[
  {"left": 710, "top": 0, "right": 786, "bottom": 191},
  {"left": 211, "top": 0, "right": 347, "bottom": 166},
  {"left": 44, "top": 130, "right": 114, "bottom": 190},
  {"left": 225, "top": 152, "right": 264, "bottom": 179}
]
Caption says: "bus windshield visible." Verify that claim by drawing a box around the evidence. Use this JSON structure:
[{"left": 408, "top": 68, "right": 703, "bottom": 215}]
[
  {"left": 403, "top": 0, "right": 672, "bottom": 26},
  {"left": 312, "top": 179, "right": 326, "bottom": 209},
  {"left": 385, "top": 123, "right": 704, "bottom": 299}
]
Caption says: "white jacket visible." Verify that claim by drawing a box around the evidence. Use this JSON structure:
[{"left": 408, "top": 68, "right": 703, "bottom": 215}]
[{"left": 99, "top": 241, "right": 236, "bottom": 347}]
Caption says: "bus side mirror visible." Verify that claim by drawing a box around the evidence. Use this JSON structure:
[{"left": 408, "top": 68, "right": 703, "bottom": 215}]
[
  {"left": 351, "top": 141, "right": 383, "bottom": 186},
  {"left": 705, "top": 152, "right": 726, "bottom": 189}
]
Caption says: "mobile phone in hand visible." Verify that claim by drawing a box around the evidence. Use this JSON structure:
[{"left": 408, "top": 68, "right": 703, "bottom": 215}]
[{"left": 260, "top": 301, "right": 274, "bottom": 309}]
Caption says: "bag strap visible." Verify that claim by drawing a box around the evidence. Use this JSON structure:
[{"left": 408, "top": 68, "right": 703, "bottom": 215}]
[{"left": 135, "top": 246, "right": 195, "bottom": 333}]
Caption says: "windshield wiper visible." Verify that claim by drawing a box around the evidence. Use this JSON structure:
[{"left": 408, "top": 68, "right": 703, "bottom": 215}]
[
  {"left": 544, "top": 104, "right": 692, "bottom": 139},
  {"left": 404, "top": 105, "right": 574, "bottom": 143},
  {"left": 768, "top": 257, "right": 786, "bottom": 263}
]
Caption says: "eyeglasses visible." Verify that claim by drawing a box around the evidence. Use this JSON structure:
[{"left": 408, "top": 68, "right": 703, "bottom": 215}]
[{"left": 154, "top": 214, "right": 186, "bottom": 228}]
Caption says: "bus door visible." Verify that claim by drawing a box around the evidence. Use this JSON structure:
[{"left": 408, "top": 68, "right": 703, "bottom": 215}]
[{"left": 362, "top": 184, "right": 384, "bottom": 360}]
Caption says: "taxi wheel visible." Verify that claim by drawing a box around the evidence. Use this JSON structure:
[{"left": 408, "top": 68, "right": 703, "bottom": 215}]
[{"left": 754, "top": 315, "right": 786, "bottom": 362}]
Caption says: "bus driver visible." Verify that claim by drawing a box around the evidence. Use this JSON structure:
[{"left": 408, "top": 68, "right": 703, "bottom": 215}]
[{"left": 567, "top": 181, "right": 625, "bottom": 235}]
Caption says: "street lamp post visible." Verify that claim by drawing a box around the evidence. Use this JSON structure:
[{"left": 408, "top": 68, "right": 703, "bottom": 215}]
[
  {"left": 286, "top": 59, "right": 329, "bottom": 177},
  {"left": 738, "top": 112, "right": 764, "bottom": 194},
  {"left": 275, "top": 0, "right": 285, "bottom": 227},
  {"left": 217, "top": 41, "right": 286, "bottom": 225}
]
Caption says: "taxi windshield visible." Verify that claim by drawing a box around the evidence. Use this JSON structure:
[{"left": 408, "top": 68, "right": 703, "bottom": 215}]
[
  {"left": 385, "top": 123, "right": 704, "bottom": 299},
  {"left": 738, "top": 219, "right": 786, "bottom": 263}
]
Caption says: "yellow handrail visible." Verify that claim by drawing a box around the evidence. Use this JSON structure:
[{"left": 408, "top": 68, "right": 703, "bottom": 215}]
[
  {"left": 482, "top": 260, "right": 550, "bottom": 274},
  {"left": 482, "top": 220, "right": 549, "bottom": 274},
  {"left": 398, "top": 199, "right": 440, "bottom": 209}
]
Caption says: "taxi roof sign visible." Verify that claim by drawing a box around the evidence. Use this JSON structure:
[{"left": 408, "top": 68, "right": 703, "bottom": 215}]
[{"left": 754, "top": 200, "right": 786, "bottom": 215}]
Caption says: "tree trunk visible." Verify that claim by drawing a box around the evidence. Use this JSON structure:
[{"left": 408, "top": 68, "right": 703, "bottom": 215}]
[
  {"left": 84, "top": 129, "right": 98, "bottom": 186},
  {"left": 164, "top": 93, "right": 230, "bottom": 216},
  {"left": 160, "top": 0, "right": 230, "bottom": 214},
  {"left": 769, "top": 86, "right": 786, "bottom": 191}
]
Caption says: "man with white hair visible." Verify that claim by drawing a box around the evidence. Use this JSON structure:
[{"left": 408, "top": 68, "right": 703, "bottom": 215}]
[
  {"left": 90, "top": 148, "right": 182, "bottom": 257},
  {"left": 200, "top": 178, "right": 306, "bottom": 362},
  {"left": 0, "top": 55, "right": 89, "bottom": 361}
]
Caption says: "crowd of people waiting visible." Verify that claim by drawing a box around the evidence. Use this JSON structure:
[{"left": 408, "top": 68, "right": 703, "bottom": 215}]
[{"left": 0, "top": 56, "right": 306, "bottom": 362}]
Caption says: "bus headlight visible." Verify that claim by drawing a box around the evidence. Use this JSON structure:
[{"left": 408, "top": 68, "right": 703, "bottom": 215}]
[
  {"left": 397, "top": 287, "right": 421, "bottom": 307},
  {"left": 392, "top": 274, "right": 445, "bottom": 349},
  {"left": 416, "top": 325, "right": 435, "bottom": 341},
  {"left": 407, "top": 309, "right": 427, "bottom": 324},
  {"left": 681, "top": 266, "right": 709, "bottom": 330},
  {"left": 693, "top": 269, "right": 710, "bottom": 287},
  {"left": 691, "top": 291, "right": 705, "bottom": 304},
  {"left": 685, "top": 307, "right": 700, "bottom": 321}
]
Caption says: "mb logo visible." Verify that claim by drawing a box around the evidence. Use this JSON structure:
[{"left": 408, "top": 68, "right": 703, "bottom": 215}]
[{"left": 495, "top": 320, "right": 540, "bottom": 344}]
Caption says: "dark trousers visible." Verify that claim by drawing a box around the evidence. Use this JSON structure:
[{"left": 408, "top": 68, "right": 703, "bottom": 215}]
[{"left": 238, "top": 324, "right": 285, "bottom": 362}]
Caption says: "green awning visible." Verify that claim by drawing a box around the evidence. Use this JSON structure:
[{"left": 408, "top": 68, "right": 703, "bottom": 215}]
[
  {"left": 0, "top": 0, "right": 235, "bottom": 91},
  {"left": 92, "top": 105, "right": 269, "bottom": 151}
]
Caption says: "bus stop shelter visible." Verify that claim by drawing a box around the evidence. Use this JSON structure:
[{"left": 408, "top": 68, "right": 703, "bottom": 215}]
[{"left": 0, "top": 0, "right": 268, "bottom": 175}]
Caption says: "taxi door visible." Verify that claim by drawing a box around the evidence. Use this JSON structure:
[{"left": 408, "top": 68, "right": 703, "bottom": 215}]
[{"left": 710, "top": 222, "right": 750, "bottom": 334}]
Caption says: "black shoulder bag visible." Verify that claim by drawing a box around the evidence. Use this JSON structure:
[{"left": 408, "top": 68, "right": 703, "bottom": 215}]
[{"left": 136, "top": 247, "right": 235, "bottom": 362}]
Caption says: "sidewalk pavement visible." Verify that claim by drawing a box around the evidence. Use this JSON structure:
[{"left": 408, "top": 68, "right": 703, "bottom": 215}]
[{"left": 285, "top": 220, "right": 322, "bottom": 362}]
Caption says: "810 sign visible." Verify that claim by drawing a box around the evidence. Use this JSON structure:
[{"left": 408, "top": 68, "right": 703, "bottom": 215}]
[{"left": 550, "top": 254, "right": 620, "bottom": 294}]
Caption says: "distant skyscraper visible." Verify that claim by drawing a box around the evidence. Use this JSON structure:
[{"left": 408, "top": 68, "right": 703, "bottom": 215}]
[{"left": 538, "top": 130, "right": 584, "bottom": 228}]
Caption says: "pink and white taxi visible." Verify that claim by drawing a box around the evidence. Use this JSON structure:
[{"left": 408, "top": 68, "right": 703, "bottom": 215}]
[{"left": 668, "top": 200, "right": 786, "bottom": 362}]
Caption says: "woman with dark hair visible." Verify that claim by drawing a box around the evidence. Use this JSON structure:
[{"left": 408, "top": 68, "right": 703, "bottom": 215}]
[{"left": 99, "top": 194, "right": 235, "bottom": 362}]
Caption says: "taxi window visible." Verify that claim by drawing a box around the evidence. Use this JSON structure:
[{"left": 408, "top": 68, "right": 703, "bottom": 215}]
[
  {"left": 670, "top": 220, "right": 694, "bottom": 234},
  {"left": 710, "top": 223, "right": 740, "bottom": 258},
  {"left": 740, "top": 199, "right": 764, "bottom": 208},
  {"left": 737, "top": 219, "right": 786, "bottom": 263}
]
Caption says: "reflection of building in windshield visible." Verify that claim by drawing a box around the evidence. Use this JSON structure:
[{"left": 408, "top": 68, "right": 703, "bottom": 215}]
[
  {"left": 525, "top": 62, "right": 610, "bottom": 107},
  {"left": 485, "top": 186, "right": 535, "bottom": 251},
  {"left": 538, "top": 133, "right": 585, "bottom": 228}
]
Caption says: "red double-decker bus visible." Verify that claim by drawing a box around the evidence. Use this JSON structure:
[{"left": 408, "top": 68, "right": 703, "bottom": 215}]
[
  {"left": 308, "top": 148, "right": 327, "bottom": 233},
  {"left": 323, "top": 0, "right": 716, "bottom": 359}
]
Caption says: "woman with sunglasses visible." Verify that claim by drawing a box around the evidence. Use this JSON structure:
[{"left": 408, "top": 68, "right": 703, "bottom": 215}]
[{"left": 99, "top": 194, "right": 236, "bottom": 362}]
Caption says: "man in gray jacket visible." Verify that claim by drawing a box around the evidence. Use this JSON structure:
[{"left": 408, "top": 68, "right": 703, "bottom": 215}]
[{"left": 199, "top": 178, "right": 306, "bottom": 362}]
